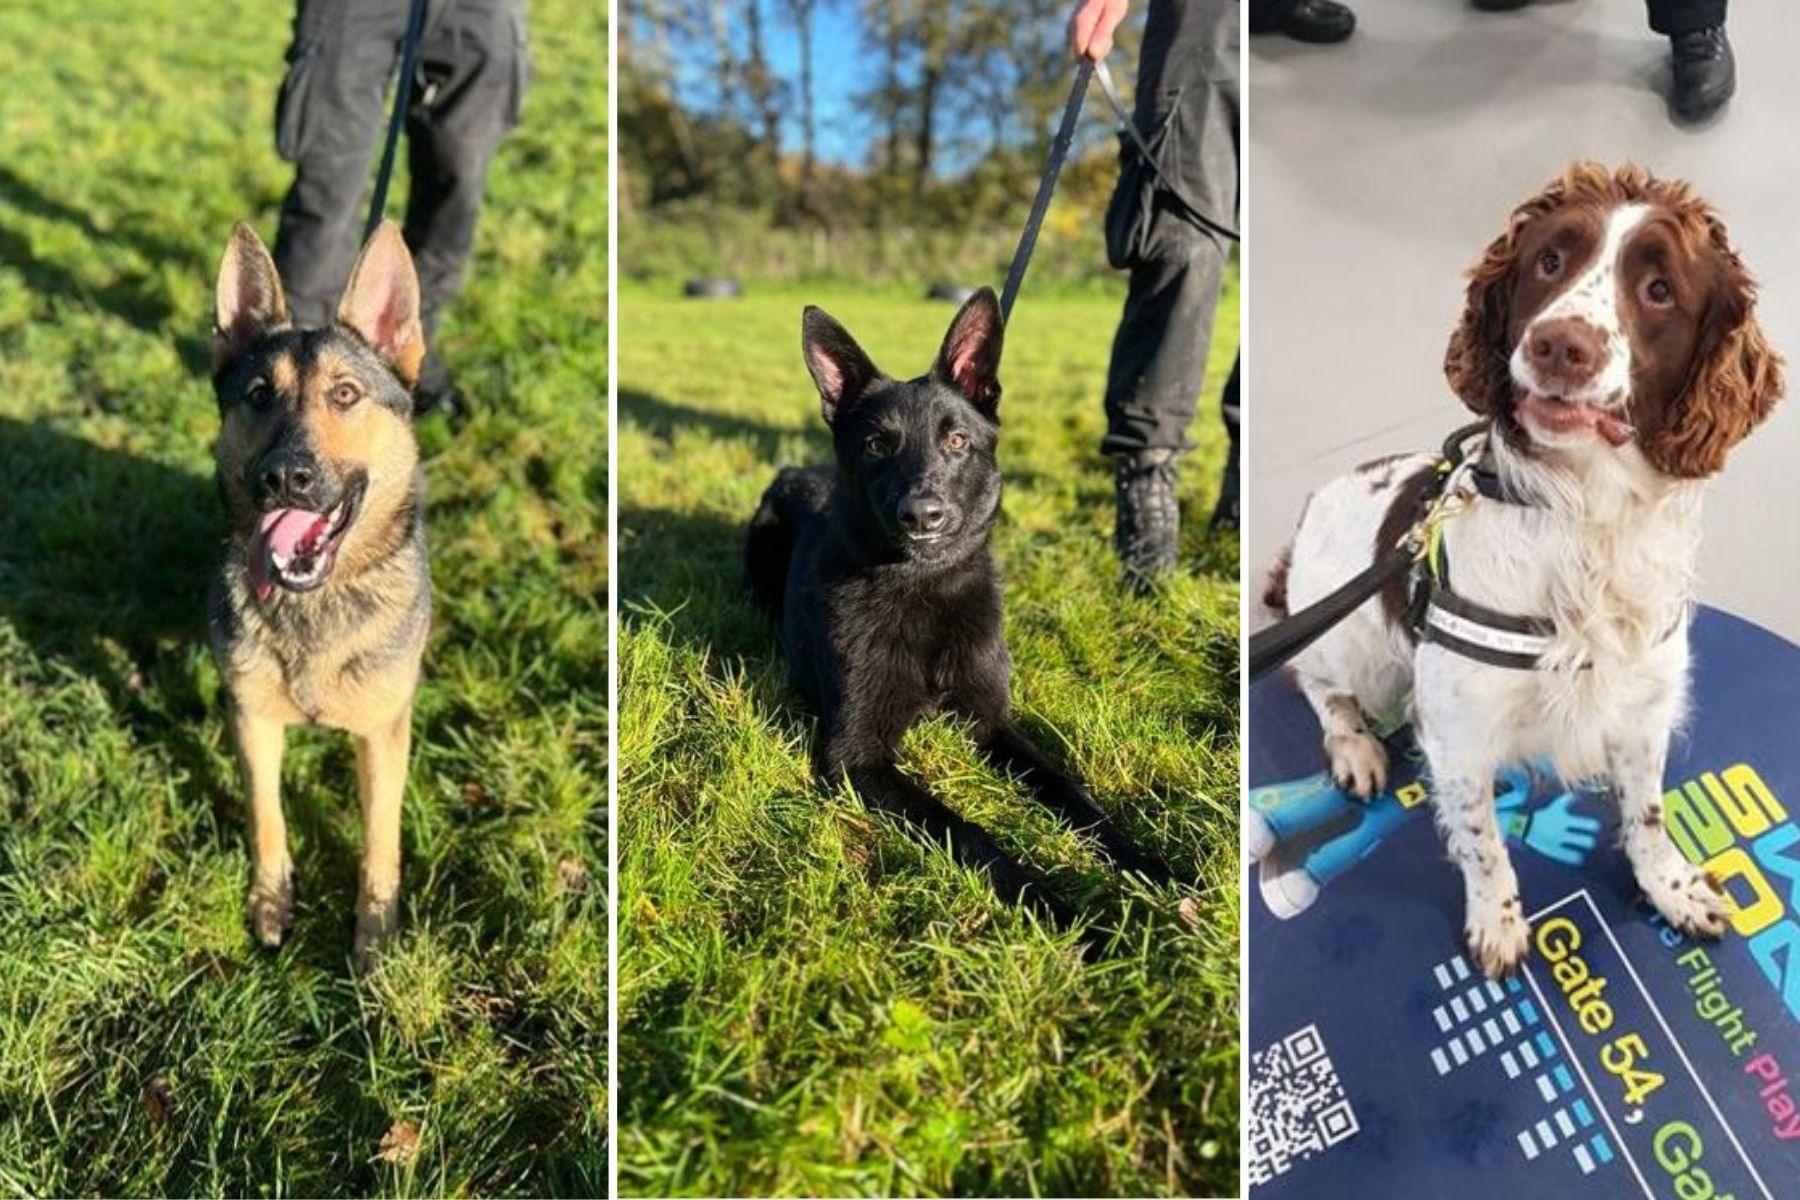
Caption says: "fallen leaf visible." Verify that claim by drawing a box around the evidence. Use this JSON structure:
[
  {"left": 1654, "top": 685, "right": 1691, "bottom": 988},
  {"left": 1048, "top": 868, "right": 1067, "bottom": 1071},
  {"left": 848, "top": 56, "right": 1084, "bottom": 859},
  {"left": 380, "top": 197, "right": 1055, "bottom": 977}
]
[
  {"left": 557, "top": 856, "right": 591, "bottom": 890},
  {"left": 141, "top": 1078, "right": 175, "bottom": 1125},
  {"left": 378, "top": 1119, "right": 421, "bottom": 1167},
  {"left": 1178, "top": 895, "right": 1204, "bottom": 930}
]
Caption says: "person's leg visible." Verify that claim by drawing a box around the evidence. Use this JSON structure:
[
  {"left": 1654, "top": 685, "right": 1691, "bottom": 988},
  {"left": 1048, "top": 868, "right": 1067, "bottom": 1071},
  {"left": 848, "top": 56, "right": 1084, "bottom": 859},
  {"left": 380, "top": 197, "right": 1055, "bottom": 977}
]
[
  {"left": 401, "top": 0, "right": 529, "bottom": 408},
  {"left": 1212, "top": 354, "right": 1240, "bottom": 528},
  {"left": 1646, "top": 0, "right": 1726, "bottom": 35},
  {"left": 1105, "top": 226, "right": 1226, "bottom": 581},
  {"left": 1648, "top": 0, "right": 1733, "bottom": 120},
  {"left": 272, "top": 0, "right": 412, "bottom": 328},
  {"left": 1103, "top": 0, "right": 1237, "bottom": 584}
]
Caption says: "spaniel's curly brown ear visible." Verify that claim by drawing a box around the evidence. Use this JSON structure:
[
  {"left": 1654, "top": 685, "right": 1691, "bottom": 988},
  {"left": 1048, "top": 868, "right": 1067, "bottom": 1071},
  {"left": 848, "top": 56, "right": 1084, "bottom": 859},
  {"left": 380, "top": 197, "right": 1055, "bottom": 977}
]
[
  {"left": 1444, "top": 180, "right": 1568, "bottom": 415},
  {"left": 1641, "top": 251, "right": 1784, "bottom": 479}
]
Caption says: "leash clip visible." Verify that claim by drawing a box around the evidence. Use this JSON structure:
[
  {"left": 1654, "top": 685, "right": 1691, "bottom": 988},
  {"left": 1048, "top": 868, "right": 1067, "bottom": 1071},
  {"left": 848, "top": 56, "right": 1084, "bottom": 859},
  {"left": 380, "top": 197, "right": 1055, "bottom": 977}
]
[{"left": 1404, "top": 427, "right": 1488, "bottom": 568}]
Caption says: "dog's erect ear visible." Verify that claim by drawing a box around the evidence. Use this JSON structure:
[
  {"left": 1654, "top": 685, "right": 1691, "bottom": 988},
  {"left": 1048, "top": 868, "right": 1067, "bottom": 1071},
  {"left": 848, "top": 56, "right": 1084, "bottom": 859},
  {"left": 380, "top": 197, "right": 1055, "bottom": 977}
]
[
  {"left": 802, "top": 306, "right": 881, "bottom": 425},
  {"left": 336, "top": 220, "right": 425, "bottom": 388},
  {"left": 932, "top": 287, "right": 1004, "bottom": 415},
  {"left": 213, "top": 222, "right": 290, "bottom": 374}
]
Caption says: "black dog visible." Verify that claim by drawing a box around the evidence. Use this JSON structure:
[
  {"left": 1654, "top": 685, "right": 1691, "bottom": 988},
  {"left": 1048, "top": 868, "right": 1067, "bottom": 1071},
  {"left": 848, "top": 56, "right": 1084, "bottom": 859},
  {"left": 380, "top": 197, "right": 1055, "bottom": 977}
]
[{"left": 745, "top": 288, "right": 1181, "bottom": 925}]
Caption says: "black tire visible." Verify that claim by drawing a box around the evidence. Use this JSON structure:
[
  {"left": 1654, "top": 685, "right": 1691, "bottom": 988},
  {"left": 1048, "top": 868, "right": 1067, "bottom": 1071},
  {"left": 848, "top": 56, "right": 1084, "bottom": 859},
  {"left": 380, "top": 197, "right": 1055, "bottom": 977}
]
[
  {"left": 926, "top": 282, "right": 978, "bottom": 304},
  {"left": 683, "top": 276, "right": 743, "bottom": 299}
]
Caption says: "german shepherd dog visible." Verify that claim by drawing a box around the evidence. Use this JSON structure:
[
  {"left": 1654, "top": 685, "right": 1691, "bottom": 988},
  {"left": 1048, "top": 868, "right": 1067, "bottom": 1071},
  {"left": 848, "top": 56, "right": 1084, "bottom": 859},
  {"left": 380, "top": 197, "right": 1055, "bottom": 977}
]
[
  {"left": 745, "top": 289, "right": 1183, "bottom": 926},
  {"left": 209, "top": 221, "right": 430, "bottom": 972}
]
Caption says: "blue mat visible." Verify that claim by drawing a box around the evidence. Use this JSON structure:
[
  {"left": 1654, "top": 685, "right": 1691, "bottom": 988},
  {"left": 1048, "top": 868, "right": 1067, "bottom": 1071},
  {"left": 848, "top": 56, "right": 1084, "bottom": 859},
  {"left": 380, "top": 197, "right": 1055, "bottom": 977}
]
[{"left": 1246, "top": 607, "right": 1800, "bottom": 1199}]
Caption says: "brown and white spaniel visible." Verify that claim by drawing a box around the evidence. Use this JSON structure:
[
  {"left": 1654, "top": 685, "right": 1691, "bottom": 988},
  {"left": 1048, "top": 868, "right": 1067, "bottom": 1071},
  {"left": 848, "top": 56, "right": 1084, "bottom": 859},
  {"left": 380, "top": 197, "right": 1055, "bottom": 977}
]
[{"left": 1265, "top": 163, "right": 1784, "bottom": 977}]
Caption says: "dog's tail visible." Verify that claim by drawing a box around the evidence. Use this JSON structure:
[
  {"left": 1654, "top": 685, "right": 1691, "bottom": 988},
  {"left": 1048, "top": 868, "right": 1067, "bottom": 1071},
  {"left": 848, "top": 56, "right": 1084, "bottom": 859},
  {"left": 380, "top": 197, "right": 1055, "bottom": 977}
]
[{"left": 744, "top": 475, "right": 799, "bottom": 620}]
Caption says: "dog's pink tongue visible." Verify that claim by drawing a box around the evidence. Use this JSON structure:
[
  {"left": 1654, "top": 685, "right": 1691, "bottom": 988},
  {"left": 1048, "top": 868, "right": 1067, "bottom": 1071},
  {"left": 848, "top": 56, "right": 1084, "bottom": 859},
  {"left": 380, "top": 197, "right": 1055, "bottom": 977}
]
[
  {"left": 249, "top": 508, "right": 330, "bottom": 599},
  {"left": 260, "top": 508, "right": 329, "bottom": 558},
  {"left": 1596, "top": 414, "right": 1637, "bottom": 446}
]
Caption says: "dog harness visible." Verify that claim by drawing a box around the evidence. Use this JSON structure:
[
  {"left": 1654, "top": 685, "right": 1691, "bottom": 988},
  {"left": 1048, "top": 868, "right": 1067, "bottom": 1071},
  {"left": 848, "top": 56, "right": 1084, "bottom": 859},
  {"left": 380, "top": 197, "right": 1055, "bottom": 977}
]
[
  {"left": 1402, "top": 424, "right": 1684, "bottom": 671},
  {"left": 1399, "top": 428, "right": 1554, "bottom": 670}
]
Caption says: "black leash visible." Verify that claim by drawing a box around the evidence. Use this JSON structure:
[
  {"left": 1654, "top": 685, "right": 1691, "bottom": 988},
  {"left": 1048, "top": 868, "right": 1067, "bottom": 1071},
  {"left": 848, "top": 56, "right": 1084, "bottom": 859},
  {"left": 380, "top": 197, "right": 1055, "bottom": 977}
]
[
  {"left": 364, "top": 0, "right": 431, "bottom": 241},
  {"left": 1246, "top": 423, "right": 1489, "bottom": 681},
  {"left": 1000, "top": 60, "right": 1093, "bottom": 323},
  {"left": 999, "top": 56, "right": 1242, "bottom": 324}
]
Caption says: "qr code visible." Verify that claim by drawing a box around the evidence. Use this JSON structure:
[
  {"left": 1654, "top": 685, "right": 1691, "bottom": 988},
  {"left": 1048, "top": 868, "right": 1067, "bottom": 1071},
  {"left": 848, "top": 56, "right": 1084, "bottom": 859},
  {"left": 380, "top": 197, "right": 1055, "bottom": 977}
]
[{"left": 1248, "top": 1023, "right": 1359, "bottom": 1188}]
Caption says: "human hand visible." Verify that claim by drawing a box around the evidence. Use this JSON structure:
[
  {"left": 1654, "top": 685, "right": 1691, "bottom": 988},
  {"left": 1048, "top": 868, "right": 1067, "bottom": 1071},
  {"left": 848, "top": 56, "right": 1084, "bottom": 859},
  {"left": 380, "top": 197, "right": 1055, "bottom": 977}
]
[
  {"left": 1067, "top": 0, "right": 1128, "bottom": 61},
  {"left": 1518, "top": 792, "right": 1603, "bottom": 867}
]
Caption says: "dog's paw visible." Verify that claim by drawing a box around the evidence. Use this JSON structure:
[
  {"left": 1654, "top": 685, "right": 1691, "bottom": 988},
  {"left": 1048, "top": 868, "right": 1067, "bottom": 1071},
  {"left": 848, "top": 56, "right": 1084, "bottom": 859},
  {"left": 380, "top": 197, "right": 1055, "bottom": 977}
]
[
  {"left": 1465, "top": 894, "right": 1530, "bottom": 979},
  {"left": 1325, "top": 731, "right": 1388, "bottom": 798},
  {"left": 353, "top": 895, "right": 399, "bottom": 975},
  {"left": 1640, "top": 862, "right": 1732, "bottom": 939},
  {"left": 248, "top": 868, "right": 295, "bottom": 949}
]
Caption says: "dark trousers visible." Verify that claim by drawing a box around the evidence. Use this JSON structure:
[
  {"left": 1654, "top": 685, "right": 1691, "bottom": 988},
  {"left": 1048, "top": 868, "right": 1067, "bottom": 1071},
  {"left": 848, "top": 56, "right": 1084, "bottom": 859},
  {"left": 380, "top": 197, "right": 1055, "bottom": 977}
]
[
  {"left": 273, "top": 0, "right": 528, "bottom": 337},
  {"left": 1102, "top": 0, "right": 1239, "bottom": 457},
  {"left": 1647, "top": 0, "right": 1726, "bottom": 35}
]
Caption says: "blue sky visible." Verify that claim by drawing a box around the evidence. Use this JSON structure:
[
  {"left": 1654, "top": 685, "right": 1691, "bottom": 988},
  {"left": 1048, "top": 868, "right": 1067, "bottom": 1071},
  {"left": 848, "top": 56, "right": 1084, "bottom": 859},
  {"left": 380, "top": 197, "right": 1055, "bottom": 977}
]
[
  {"left": 654, "top": 2, "right": 1112, "bottom": 173},
  {"left": 763, "top": 3, "right": 866, "bottom": 166}
]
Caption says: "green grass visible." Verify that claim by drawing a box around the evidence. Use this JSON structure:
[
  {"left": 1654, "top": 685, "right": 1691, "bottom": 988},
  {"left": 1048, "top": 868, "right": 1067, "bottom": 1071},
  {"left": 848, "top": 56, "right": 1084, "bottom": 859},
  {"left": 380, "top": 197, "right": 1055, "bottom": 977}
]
[
  {"left": 0, "top": 1, "right": 606, "bottom": 1194},
  {"left": 616, "top": 277, "right": 1242, "bottom": 1197}
]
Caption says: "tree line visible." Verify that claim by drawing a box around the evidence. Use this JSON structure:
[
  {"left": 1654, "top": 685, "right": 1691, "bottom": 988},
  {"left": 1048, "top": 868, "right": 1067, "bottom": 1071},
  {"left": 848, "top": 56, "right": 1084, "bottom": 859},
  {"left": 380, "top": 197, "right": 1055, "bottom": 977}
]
[{"left": 619, "top": 0, "right": 1132, "bottom": 235}]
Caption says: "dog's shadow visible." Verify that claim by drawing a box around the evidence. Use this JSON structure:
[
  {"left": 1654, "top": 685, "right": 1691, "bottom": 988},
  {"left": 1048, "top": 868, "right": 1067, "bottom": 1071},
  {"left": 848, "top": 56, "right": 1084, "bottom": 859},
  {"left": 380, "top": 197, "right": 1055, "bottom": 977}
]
[
  {"left": 0, "top": 165, "right": 214, "bottom": 373},
  {"left": 0, "top": 416, "right": 370, "bottom": 959}
]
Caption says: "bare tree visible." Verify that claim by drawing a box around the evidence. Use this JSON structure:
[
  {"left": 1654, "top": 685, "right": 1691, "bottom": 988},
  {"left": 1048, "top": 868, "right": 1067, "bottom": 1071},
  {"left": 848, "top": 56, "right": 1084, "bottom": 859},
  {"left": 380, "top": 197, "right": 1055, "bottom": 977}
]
[{"left": 781, "top": 0, "right": 820, "bottom": 211}]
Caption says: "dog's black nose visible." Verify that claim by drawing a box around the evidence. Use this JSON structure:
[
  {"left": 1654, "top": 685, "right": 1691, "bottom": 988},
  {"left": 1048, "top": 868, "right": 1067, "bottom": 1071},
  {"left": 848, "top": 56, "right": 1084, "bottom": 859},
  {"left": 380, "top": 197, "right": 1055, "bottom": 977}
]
[
  {"left": 257, "top": 449, "right": 323, "bottom": 507},
  {"left": 898, "top": 495, "right": 947, "bottom": 534}
]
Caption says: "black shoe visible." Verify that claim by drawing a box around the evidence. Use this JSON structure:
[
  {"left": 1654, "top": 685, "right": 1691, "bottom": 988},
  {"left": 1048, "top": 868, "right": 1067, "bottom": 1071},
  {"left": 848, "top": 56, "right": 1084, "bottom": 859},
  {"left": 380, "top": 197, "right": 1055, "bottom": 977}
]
[
  {"left": 1669, "top": 26, "right": 1735, "bottom": 121},
  {"left": 413, "top": 349, "right": 467, "bottom": 423},
  {"left": 1250, "top": 0, "right": 1356, "bottom": 44},
  {"left": 1115, "top": 450, "right": 1181, "bottom": 590},
  {"left": 1471, "top": 0, "right": 1532, "bottom": 11}
]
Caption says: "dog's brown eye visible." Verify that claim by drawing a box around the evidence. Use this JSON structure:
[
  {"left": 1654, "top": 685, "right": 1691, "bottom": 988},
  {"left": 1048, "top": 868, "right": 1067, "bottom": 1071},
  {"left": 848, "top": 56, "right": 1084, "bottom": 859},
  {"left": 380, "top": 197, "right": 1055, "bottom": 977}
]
[
  {"left": 1537, "top": 248, "right": 1562, "bottom": 277},
  {"left": 246, "top": 379, "right": 272, "bottom": 409},
  {"left": 944, "top": 431, "right": 968, "bottom": 452},
  {"left": 864, "top": 433, "right": 893, "bottom": 457},
  {"left": 332, "top": 382, "right": 362, "bottom": 409},
  {"left": 1644, "top": 277, "right": 1673, "bottom": 306}
]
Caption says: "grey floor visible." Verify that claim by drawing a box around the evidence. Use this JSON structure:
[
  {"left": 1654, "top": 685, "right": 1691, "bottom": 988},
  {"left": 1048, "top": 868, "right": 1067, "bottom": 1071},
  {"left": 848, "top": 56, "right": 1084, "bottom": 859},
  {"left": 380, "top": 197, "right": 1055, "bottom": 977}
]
[{"left": 1247, "top": 0, "right": 1800, "bottom": 640}]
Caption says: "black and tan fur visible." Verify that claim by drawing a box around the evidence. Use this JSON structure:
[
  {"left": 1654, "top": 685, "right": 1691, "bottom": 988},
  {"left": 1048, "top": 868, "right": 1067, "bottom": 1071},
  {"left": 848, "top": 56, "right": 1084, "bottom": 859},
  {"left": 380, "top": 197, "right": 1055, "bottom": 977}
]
[{"left": 209, "top": 221, "right": 430, "bottom": 972}]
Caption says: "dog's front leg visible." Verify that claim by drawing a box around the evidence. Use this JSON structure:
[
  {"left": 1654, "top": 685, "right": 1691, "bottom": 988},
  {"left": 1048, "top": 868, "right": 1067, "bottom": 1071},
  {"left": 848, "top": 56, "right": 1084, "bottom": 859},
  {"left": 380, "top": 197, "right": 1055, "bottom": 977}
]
[
  {"left": 835, "top": 751, "right": 1074, "bottom": 929},
  {"left": 1610, "top": 730, "right": 1730, "bottom": 938},
  {"left": 976, "top": 722, "right": 1188, "bottom": 886},
  {"left": 1431, "top": 760, "right": 1528, "bottom": 978},
  {"left": 233, "top": 704, "right": 294, "bottom": 948},
  {"left": 353, "top": 706, "right": 413, "bottom": 973},
  {"left": 1293, "top": 672, "right": 1388, "bottom": 798}
]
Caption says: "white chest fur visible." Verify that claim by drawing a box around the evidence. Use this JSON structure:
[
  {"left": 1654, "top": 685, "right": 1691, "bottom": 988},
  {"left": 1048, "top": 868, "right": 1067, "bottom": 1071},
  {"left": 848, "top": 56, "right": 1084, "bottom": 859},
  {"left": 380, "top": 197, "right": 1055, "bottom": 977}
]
[{"left": 1419, "top": 442, "right": 1704, "bottom": 779}]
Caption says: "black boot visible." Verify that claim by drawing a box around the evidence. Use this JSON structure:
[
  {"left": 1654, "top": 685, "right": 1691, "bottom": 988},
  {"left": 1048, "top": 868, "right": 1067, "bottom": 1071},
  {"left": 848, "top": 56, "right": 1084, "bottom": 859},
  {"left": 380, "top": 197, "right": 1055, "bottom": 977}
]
[
  {"left": 1250, "top": 0, "right": 1356, "bottom": 44},
  {"left": 1115, "top": 450, "right": 1181, "bottom": 590},
  {"left": 1669, "top": 26, "right": 1735, "bottom": 121},
  {"left": 414, "top": 348, "right": 467, "bottom": 424}
]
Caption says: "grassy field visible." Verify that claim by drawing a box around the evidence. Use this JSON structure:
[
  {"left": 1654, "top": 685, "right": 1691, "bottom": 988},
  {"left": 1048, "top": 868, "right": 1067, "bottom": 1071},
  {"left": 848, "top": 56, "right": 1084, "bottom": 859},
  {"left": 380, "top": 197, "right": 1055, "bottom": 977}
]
[
  {"left": 0, "top": 1, "right": 606, "bottom": 1195},
  {"left": 617, "top": 277, "right": 1242, "bottom": 1196}
]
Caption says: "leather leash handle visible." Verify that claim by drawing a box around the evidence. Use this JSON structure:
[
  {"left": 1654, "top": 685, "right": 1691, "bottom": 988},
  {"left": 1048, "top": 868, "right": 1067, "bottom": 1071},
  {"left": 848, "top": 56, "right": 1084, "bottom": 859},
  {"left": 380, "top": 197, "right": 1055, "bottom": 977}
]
[
  {"left": 1000, "top": 59, "right": 1092, "bottom": 325},
  {"left": 365, "top": 0, "right": 432, "bottom": 241}
]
